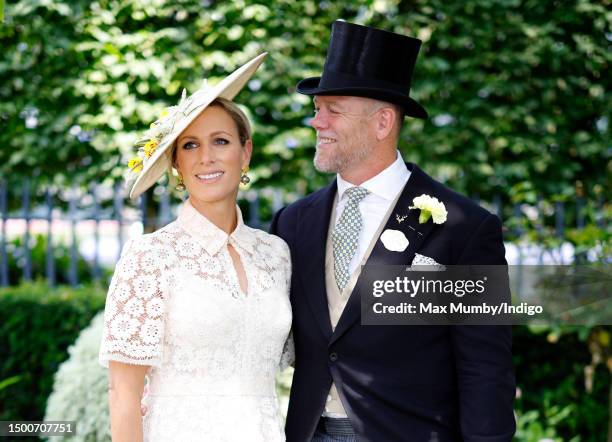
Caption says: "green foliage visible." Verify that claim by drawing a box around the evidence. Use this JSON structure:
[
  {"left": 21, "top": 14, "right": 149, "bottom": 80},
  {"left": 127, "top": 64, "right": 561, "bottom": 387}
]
[
  {"left": 0, "top": 374, "right": 22, "bottom": 391},
  {"left": 276, "top": 366, "right": 293, "bottom": 420},
  {"left": 5, "top": 234, "right": 111, "bottom": 285},
  {"left": 515, "top": 405, "right": 587, "bottom": 442},
  {"left": 0, "top": 0, "right": 609, "bottom": 213},
  {"left": 513, "top": 325, "right": 611, "bottom": 440},
  {"left": 0, "top": 282, "right": 106, "bottom": 427},
  {"left": 503, "top": 199, "right": 610, "bottom": 248},
  {"left": 44, "top": 312, "right": 111, "bottom": 442}
]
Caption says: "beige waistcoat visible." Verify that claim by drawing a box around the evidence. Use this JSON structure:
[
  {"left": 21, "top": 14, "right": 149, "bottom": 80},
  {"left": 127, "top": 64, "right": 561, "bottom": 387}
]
[{"left": 322, "top": 190, "right": 402, "bottom": 417}]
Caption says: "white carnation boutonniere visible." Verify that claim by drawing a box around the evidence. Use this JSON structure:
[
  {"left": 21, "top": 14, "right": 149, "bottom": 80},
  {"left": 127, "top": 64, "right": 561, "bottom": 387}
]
[{"left": 409, "top": 194, "right": 448, "bottom": 225}]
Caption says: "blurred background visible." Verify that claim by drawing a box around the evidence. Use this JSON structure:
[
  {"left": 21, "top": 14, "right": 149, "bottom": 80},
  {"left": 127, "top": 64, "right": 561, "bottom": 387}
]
[{"left": 0, "top": 0, "right": 610, "bottom": 440}]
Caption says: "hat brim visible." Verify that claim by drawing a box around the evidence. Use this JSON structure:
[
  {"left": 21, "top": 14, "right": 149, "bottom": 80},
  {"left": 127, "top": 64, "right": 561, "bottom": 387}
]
[
  {"left": 296, "top": 76, "right": 428, "bottom": 119},
  {"left": 129, "top": 53, "right": 267, "bottom": 199}
]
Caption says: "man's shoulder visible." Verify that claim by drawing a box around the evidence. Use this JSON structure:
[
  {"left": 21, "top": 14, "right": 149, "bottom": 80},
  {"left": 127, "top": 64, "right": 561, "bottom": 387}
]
[
  {"left": 279, "top": 182, "right": 334, "bottom": 218},
  {"left": 414, "top": 165, "right": 494, "bottom": 225}
]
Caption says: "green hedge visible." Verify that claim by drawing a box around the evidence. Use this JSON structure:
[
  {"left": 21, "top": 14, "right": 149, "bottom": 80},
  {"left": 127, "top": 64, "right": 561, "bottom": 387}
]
[
  {"left": 5, "top": 234, "right": 112, "bottom": 286},
  {"left": 44, "top": 312, "right": 111, "bottom": 442},
  {"left": 0, "top": 282, "right": 106, "bottom": 424},
  {"left": 513, "top": 325, "right": 610, "bottom": 440}
]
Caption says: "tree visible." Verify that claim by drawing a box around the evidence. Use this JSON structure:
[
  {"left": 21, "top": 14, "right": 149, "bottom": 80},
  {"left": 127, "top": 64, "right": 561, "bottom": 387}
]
[{"left": 1, "top": 0, "right": 608, "bottom": 211}]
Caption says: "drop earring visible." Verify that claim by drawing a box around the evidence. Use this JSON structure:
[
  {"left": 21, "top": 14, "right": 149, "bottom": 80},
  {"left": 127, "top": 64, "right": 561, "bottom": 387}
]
[
  {"left": 240, "top": 166, "right": 250, "bottom": 185},
  {"left": 176, "top": 173, "right": 186, "bottom": 191}
]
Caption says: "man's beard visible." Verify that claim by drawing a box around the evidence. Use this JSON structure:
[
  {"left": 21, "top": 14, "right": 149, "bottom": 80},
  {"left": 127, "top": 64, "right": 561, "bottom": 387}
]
[{"left": 313, "top": 136, "right": 373, "bottom": 174}]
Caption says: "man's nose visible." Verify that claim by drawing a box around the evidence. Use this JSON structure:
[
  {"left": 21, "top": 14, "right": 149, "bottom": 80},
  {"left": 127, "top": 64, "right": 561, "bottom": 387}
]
[{"left": 310, "top": 110, "right": 327, "bottom": 130}]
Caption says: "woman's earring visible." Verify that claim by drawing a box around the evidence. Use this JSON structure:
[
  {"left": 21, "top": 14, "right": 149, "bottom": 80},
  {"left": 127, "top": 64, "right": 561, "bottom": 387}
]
[
  {"left": 176, "top": 173, "right": 186, "bottom": 191},
  {"left": 240, "top": 167, "right": 250, "bottom": 185}
]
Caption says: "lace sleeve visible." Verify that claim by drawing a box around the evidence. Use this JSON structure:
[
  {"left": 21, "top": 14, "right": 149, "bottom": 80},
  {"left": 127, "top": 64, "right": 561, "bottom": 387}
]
[
  {"left": 279, "top": 241, "right": 294, "bottom": 370},
  {"left": 99, "top": 237, "right": 169, "bottom": 368}
]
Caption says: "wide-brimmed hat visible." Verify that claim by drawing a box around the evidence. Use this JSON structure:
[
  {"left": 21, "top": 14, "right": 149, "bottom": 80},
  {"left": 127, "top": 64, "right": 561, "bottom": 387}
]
[
  {"left": 128, "top": 52, "right": 267, "bottom": 199},
  {"left": 296, "top": 21, "right": 427, "bottom": 119}
]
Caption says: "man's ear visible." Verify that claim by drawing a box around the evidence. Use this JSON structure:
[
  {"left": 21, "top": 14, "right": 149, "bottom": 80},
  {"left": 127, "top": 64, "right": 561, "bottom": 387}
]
[{"left": 375, "top": 107, "right": 396, "bottom": 141}]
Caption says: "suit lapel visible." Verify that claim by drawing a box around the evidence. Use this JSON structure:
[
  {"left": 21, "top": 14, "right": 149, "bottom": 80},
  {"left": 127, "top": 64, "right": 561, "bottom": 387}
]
[
  {"left": 330, "top": 163, "right": 440, "bottom": 345},
  {"left": 297, "top": 180, "right": 337, "bottom": 340}
]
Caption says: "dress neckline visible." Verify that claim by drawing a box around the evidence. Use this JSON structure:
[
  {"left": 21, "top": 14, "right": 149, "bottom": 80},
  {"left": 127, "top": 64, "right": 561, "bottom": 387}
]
[{"left": 176, "top": 199, "right": 257, "bottom": 257}]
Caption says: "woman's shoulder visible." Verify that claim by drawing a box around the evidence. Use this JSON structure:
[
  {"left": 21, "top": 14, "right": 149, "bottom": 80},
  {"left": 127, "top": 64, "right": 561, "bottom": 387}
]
[
  {"left": 120, "top": 221, "right": 181, "bottom": 257},
  {"left": 244, "top": 226, "right": 290, "bottom": 254}
]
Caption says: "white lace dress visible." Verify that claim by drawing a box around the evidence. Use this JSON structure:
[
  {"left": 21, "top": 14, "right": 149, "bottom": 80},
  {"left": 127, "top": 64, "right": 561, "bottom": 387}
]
[{"left": 99, "top": 200, "right": 293, "bottom": 442}]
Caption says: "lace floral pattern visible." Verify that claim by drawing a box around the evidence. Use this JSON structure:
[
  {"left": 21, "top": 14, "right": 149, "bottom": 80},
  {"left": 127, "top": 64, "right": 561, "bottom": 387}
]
[{"left": 99, "top": 201, "right": 292, "bottom": 441}]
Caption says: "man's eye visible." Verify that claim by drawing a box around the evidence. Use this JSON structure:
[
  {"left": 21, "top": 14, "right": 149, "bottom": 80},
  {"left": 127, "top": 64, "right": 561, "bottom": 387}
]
[
  {"left": 182, "top": 141, "right": 197, "bottom": 149},
  {"left": 214, "top": 138, "right": 229, "bottom": 145}
]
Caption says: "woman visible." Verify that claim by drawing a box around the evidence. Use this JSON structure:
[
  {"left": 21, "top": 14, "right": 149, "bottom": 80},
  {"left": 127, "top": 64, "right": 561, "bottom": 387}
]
[{"left": 99, "top": 53, "right": 293, "bottom": 441}]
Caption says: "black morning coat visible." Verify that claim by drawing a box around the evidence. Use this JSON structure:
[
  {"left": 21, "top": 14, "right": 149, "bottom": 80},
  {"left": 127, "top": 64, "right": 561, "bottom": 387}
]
[{"left": 270, "top": 163, "right": 516, "bottom": 442}]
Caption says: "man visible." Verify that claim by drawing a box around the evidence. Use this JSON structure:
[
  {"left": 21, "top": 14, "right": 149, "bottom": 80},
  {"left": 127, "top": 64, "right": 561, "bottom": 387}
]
[{"left": 270, "top": 21, "right": 515, "bottom": 442}]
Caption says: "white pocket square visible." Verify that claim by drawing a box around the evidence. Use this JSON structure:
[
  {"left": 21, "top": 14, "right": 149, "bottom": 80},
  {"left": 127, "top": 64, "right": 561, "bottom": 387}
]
[{"left": 410, "top": 253, "right": 445, "bottom": 269}]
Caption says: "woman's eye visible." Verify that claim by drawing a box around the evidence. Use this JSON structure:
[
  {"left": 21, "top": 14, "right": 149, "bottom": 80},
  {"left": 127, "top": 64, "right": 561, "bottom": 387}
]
[
  {"left": 182, "top": 141, "right": 197, "bottom": 149},
  {"left": 214, "top": 138, "right": 229, "bottom": 145}
]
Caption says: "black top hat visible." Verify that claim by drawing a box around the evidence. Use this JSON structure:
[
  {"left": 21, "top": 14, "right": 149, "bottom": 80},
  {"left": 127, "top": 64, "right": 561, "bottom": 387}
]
[{"left": 296, "top": 21, "right": 428, "bottom": 119}]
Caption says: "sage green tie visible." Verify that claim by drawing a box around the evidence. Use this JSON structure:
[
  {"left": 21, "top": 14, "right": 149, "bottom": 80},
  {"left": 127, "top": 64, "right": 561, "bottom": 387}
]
[{"left": 332, "top": 186, "right": 370, "bottom": 291}]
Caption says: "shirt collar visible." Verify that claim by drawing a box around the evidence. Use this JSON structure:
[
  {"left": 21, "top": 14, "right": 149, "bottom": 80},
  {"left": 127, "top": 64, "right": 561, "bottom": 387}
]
[
  {"left": 176, "top": 199, "right": 256, "bottom": 256},
  {"left": 336, "top": 150, "right": 410, "bottom": 202}
]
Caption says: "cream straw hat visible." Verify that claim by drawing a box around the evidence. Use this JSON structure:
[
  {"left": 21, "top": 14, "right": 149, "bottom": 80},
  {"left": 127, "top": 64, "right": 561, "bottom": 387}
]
[{"left": 128, "top": 52, "right": 267, "bottom": 199}]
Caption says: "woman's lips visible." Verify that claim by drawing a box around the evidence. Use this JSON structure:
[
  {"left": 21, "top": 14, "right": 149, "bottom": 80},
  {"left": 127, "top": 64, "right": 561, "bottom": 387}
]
[{"left": 195, "top": 171, "right": 225, "bottom": 183}]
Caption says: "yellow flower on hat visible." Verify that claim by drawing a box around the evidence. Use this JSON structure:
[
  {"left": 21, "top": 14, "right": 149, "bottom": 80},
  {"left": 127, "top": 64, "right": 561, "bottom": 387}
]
[
  {"left": 128, "top": 157, "right": 143, "bottom": 173},
  {"left": 409, "top": 194, "right": 448, "bottom": 224},
  {"left": 143, "top": 139, "right": 158, "bottom": 158},
  {"left": 131, "top": 107, "right": 174, "bottom": 176}
]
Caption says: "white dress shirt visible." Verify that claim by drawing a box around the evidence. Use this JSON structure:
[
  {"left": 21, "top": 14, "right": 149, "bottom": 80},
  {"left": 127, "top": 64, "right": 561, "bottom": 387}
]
[{"left": 335, "top": 150, "right": 410, "bottom": 275}]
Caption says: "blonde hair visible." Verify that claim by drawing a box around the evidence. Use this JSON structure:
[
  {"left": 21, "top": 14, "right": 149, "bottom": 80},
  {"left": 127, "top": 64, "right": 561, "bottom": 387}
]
[{"left": 210, "top": 97, "right": 252, "bottom": 145}]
